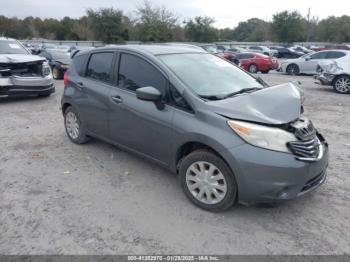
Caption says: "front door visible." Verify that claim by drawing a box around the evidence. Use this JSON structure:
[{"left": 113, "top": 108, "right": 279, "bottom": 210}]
[{"left": 109, "top": 53, "right": 174, "bottom": 165}]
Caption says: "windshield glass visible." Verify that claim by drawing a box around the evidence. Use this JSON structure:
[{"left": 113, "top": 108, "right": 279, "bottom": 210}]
[
  {"left": 51, "top": 51, "right": 70, "bottom": 60},
  {"left": 202, "top": 45, "right": 219, "bottom": 54},
  {"left": 0, "top": 40, "right": 29, "bottom": 54},
  {"left": 159, "top": 53, "right": 263, "bottom": 97}
]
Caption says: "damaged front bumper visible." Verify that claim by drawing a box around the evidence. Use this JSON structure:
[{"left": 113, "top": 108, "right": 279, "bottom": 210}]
[{"left": 0, "top": 75, "right": 54, "bottom": 97}]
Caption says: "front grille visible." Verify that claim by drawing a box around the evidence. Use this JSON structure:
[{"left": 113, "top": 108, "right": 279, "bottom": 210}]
[
  {"left": 290, "top": 118, "right": 316, "bottom": 141},
  {"left": 301, "top": 172, "right": 325, "bottom": 192},
  {"left": 288, "top": 136, "right": 320, "bottom": 159}
]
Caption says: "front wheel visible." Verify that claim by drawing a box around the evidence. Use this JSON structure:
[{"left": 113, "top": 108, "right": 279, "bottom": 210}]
[
  {"left": 179, "top": 150, "right": 237, "bottom": 211},
  {"left": 333, "top": 75, "right": 350, "bottom": 94},
  {"left": 286, "top": 64, "right": 300, "bottom": 75},
  {"left": 52, "top": 67, "right": 62, "bottom": 80}
]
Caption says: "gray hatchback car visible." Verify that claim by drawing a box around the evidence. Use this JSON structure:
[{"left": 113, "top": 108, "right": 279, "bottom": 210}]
[{"left": 61, "top": 45, "right": 329, "bottom": 211}]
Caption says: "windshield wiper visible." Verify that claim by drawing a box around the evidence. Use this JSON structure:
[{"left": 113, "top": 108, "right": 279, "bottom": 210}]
[
  {"left": 221, "top": 87, "right": 262, "bottom": 99},
  {"left": 199, "top": 95, "right": 223, "bottom": 101}
]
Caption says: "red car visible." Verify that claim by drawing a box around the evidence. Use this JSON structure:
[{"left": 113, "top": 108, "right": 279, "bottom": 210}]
[
  {"left": 235, "top": 52, "right": 279, "bottom": 74},
  {"left": 198, "top": 44, "right": 239, "bottom": 65}
]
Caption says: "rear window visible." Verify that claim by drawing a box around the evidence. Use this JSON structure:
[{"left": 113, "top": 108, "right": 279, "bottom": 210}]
[
  {"left": 86, "top": 52, "right": 114, "bottom": 83},
  {"left": 0, "top": 40, "right": 29, "bottom": 55}
]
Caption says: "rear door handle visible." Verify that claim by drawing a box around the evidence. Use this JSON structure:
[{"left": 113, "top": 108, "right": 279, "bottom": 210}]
[
  {"left": 76, "top": 82, "right": 85, "bottom": 90},
  {"left": 111, "top": 95, "right": 123, "bottom": 104}
]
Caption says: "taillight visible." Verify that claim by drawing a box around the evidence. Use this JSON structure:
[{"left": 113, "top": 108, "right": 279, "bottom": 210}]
[{"left": 63, "top": 71, "right": 68, "bottom": 88}]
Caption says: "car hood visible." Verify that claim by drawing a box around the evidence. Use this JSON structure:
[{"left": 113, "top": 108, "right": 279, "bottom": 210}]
[
  {"left": 0, "top": 54, "right": 46, "bottom": 63},
  {"left": 208, "top": 82, "right": 302, "bottom": 125},
  {"left": 55, "top": 58, "right": 71, "bottom": 65}
]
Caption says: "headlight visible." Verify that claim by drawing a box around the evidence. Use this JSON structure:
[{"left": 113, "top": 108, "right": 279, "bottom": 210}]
[
  {"left": 227, "top": 120, "right": 296, "bottom": 153},
  {"left": 42, "top": 61, "right": 51, "bottom": 76}
]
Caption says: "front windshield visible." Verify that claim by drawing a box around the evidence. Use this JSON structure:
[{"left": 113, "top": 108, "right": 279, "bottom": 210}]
[
  {"left": 0, "top": 40, "right": 29, "bottom": 55},
  {"left": 159, "top": 53, "right": 263, "bottom": 97},
  {"left": 202, "top": 45, "right": 219, "bottom": 54}
]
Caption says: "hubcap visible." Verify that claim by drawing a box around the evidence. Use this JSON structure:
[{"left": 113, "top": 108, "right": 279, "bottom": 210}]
[
  {"left": 250, "top": 65, "right": 257, "bottom": 73},
  {"left": 186, "top": 161, "right": 227, "bottom": 205},
  {"left": 335, "top": 78, "right": 350, "bottom": 93},
  {"left": 289, "top": 65, "right": 297, "bottom": 74},
  {"left": 53, "top": 68, "right": 58, "bottom": 79},
  {"left": 65, "top": 112, "right": 80, "bottom": 139}
]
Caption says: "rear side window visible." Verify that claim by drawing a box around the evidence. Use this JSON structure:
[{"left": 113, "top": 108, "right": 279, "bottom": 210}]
[
  {"left": 118, "top": 53, "right": 167, "bottom": 97},
  {"left": 86, "top": 52, "right": 113, "bottom": 83},
  {"left": 326, "top": 51, "right": 345, "bottom": 59},
  {"left": 73, "top": 54, "right": 87, "bottom": 76}
]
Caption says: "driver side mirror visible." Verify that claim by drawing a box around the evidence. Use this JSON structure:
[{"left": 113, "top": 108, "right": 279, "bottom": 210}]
[{"left": 136, "top": 86, "right": 164, "bottom": 110}]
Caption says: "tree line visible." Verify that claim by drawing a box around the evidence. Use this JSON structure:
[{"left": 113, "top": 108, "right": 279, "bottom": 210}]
[{"left": 1, "top": 1, "right": 349, "bottom": 43}]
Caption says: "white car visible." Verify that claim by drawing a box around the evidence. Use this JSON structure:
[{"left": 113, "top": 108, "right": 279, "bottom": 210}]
[
  {"left": 247, "top": 46, "right": 277, "bottom": 57},
  {"left": 280, "top": 50, "right": 350, "bottom": 75},
  {"left": 315, "top": 56, "right": 350, "bottom": 94}
]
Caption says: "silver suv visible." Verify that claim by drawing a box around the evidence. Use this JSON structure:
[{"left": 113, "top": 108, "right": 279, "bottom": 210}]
[{"left": 0, "top": 37, "right": 54, "bottom": 98}]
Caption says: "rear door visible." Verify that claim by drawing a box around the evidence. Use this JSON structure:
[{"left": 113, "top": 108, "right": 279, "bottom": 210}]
[
  {"left": 109, "top": 52, "right": 174, "bottom": 165},
  {"left": 302, "top": 51, "right": 328, "bottom": 74},
  {"left": 75, "top": 51, "right": 115, "bottom": 138}
]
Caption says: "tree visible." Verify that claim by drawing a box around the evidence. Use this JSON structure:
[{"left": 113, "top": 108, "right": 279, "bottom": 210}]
[
  {"left": 232, "top": 18, "right": 270, "bottom": 41},
  {"left": 134, "top": 0, "right": 178, "bottom": 42},
  {"left": 87, "top": 8, "right": 129, "bottom": 43},
  {"left": 271, "top": 11, "right": 306, "bottom": 42},
  {"left": 184, "top": 16, "right": 218, "bottom": 42},
  {"left": 317, "top": 15, "right": 350, "bottom": 42}
]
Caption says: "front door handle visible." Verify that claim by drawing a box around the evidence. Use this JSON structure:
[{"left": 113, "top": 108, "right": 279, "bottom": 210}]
[{"left": 111, "top": 95, "right": 123, "bottom": 104}]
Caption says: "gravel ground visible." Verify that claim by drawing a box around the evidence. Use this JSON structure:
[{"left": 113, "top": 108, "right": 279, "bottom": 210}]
[{"left": 0, "top": 73, "right": 349, "bottom": 255}]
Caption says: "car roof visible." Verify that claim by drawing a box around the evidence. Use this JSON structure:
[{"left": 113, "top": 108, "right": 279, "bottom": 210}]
[{"left": 85, "top": 44, "right": 207, "bottom": 56}]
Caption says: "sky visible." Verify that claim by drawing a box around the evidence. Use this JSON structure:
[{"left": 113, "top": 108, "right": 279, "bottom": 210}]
[{"left": 0, "top": 0, "right": 348, "bottom": 28}]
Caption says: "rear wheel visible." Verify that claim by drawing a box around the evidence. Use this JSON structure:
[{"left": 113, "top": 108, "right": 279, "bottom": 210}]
[
  {"left": 333, "top": 75, "right": 350, "bottom": 94},
  {"left": 248, "top": 64, "right": 258, "bottom": 74},
  {"left": 179, "top": 150, "right": 237, "bottom": 211},
  {"left": 64, "top": 106, "right": 89, "bottom": 144},
  {"left": 286, "top": 64, "right": 300, "bottom": 75}
]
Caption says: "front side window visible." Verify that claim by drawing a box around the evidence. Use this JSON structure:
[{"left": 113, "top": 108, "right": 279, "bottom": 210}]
[
  {"left": 73, "top": 54, "right": 88, "bottom": 76},
  {"left": 159, "top": 53, "right": 263, "bottom": 98},
  {"left": 118, "top": 53, "right": 167, "bottom": 97},
  {"left": 309, "top": 52, "right": 328, "bottom": 60},
  {"left": 86, "top": 52, "right": 113, "bottom": 83}
]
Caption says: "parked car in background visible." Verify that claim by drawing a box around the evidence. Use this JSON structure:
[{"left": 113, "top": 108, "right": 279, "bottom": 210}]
[
  {"left": 275, "top": 47, "right": 304, "bottom": 59},
  {"left": 216, "top": 44, "right": 245, "bottom": 53},
  {"left": 292, "top": 45, "right": 313, "bottom": 54},
  {"left": 247, "top": 46, "right": 277, "bottom": 56},
  {"left": 38, "top": 49, "right": 71, "bottom": 79},
  {"left": 61, "top": 45, "right": 328, "bottom": 211},
  {"left": 0, "top": 37, "right": 54, "bottom": 97},
  {"left": 235, "top": 52, "right": 279, "bottom": 73},
  {"left": 325, "top": 44, "right": 350, "bottom": 51},
  {"left": 316, "top": 56, "right": 350, "bottom": 94},
  {"left": 280, "top": 50, "right": 349, "bottom": 75},
  {"left": 198, "top": 44, "right": 239, "bottom": 65}
]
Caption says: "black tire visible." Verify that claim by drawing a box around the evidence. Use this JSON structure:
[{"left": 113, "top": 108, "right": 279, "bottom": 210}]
[
  {"left": 261, "top": 70, "right": 269, "bottom": 74},
  {"left": 179, "top": 150, "right": 237, "bottom": 212},
  {"left": 286, "top": 64, "right": 300, "bottom": 75},
  {"left": 64, "top": 106, "right": 89, "bottom": 144},
  {"left": 333, "top": 75, "right": 350, "bottom": 94},
  {"left": 52, "top": 67, "right": 62, "bottom": 80},
  {"left": 248, "top": 64, "right": 258, "bottom": 74}
]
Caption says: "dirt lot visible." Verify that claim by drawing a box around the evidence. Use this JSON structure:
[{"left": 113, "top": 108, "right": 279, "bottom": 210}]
[{"left": 0, "top": 73, "right": 349, "bottom": 255}]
